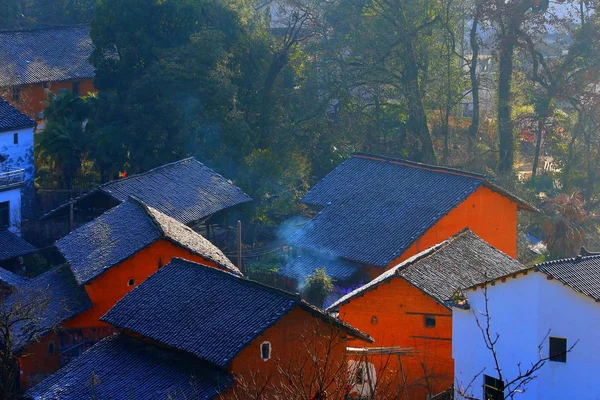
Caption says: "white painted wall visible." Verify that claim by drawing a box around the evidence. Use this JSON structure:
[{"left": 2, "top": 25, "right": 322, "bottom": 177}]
[
  {"left": 453, "top": 272, "right": 600, "bottom": 400},
  {"left": 0, "top": 126, "right": 35, "bottom": 185},
  {"left": 0, "top": 186, "right": 22, "bottom": 234}
]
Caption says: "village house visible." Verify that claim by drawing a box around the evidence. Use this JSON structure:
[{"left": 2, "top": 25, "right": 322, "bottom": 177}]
[
  {"left": 41, "top": 157, "right": 252, "bottom": 242},
  {"left": 14, "top": 197, "right": 240, "bottom": 389},
  {"left": 25, "top": 257, "right": 372, "bottom": 399},
  {"left": 279, "top": 153, "right": 536, "bottom": 296},
  {"left": 0, "top": 98, "right": 36, "bottom": 221},
  {"left": 327, "top": 230, "right": 525, "bottom": 399},
  {"left": 0, "top": 228, "right": 37, "bottom": 275},
  {"left": 0, "top": 25, "right": 95, "bottom": 122},
  {"left": 453, "top": 253, "right": 600, "bottom": 400}
]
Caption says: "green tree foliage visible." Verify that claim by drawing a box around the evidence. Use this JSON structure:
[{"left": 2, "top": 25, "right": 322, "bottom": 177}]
[{"left": 302, "top": 268, "right": 333, "bottom": 308}]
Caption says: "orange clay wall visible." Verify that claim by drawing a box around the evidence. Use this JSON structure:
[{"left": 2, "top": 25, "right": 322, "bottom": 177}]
[
  {"left": 17, "top": 332, "right": 60, "bottom": 390},
  {"left": 6, "top": 79, "right": 96, "bottom": 118},
  {"left": 225, "top": 306, "right": 355, "bottom": 399},
  {"left": 337, "top": 278, "right": 453, "bottom": 399},
  {"left": 66, "top": 239, "right": 222, "bottom": 328}
]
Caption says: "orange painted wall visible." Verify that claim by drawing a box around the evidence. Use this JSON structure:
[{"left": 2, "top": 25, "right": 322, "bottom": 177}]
[
  {"left": 224, "top": 306, "right": 359, "bottom": 399},
  {"left": 66, "top": 239, "right": 222, "bottom": 328},
  {"left": 4, "top": 79, "right": 96, "bottom": 118},
  {"left": 18, "top": 332, "right": 60, "bottom": 390},
  {"left": 337, "top": 278, "right": 453, "bottom": 399}
]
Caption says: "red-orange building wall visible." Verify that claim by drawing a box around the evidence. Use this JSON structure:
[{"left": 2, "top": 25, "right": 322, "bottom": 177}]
[
  {"left": 337, "top": 278, "right": 453, "bottom": 399},
  {"left": 18, "top": 239, "right": 227, "bottom": 390}
]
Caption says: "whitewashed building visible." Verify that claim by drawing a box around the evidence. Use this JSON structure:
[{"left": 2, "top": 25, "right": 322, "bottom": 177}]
[
  {"left": 0, "top": 99, "right": 35, "bottom": 231},
  {"left": 453, "top": 254, "right": 600, "bottom": 400}
]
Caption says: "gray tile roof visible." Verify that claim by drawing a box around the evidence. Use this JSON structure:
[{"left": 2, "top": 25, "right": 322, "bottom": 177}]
[
  {"left": 277, "top": 253, "right": 361, "bottom": 282},
  {"left": 102, "top": 258, "right": 372, "bottom": 368},
  {"left": 0, "top": 229, "right": 37, "bottom": 262},
  {"left": 328, "top": 230, "right": 525, "bottom": 311},
  {"left": 0, "top": 98, "right": 35, "bottom": 132},
  {"left": 0, "top": 25, "right": 94, "bottom": 87},
  {"left": 290, "top": 153, "right": 535, "bottom": 268},
  {"left": 25, "top": 333, "right": 232, "bottom": 400},
  {"left": 6, "top": 264, "right": 91, "bottom": 352},
  {"left": 535, "top": 255, "right": 600, "bottom": 301},
  {"left": 42, "top": 158, "right": 252, "bottom": 224},
  {"left": 55, "top": 197, "right": 239, "bottom": 285}
]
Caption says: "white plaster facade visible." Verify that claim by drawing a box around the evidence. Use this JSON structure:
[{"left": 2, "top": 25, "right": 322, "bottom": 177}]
[
  {"left": 453, "top": 271, "right": 600, "bottom": 399},
  {"left": 0, "top": 125, "right": 35, "bottom": 185},
  {"left": 0, "top": 185, "right": 22, "bottom": 234}
]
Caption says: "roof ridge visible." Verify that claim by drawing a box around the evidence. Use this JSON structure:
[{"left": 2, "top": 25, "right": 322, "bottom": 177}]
[
  {"left": 127, "top": 196, "right": 166, "bottom": 237},
  {"left": 352, "top": 153, "right": 487, "bottom": 180},
  {"left": 101, "top": 157, "right": 196, "bottom": 190},
  {"left": 0, "top": 24, "right": 90, "bottom": 34},
  {"left": 535, "top": 253, "right": 600, "bottom": 269}
]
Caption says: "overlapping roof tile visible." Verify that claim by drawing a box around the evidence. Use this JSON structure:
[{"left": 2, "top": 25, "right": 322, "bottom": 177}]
[
  {"left": 536, "top": 255, "right": 600, "bottom": 301},
  {"left": 0, "top": 229, "right": 37, "bottom": 262},
  {"left": 290, "top": 154, "right": 534, "bottom": 267},
  {"left": 0, "top": 98, "right": 35, "bottom": 132},
  {"left": 25, "top": 333, "right": 232, "bottom": 400},
  {"left": 42, "top": 158, "right": 252, "bottom": 224},
  {"left": 102, "top": 258, "right": 371, "bottom": 368},
  {"left": 55, "top": 197, "right": 239, "bottom": 285},
  {"left": 277, "top": 253, "right": 361, "bottom": 282},
  {"left": 328, "top": 230, "right": 525, "bottom": 310},
  {"left": 6, "top": 264, "right": 91, "bottom": 351},
  {"left": 0, "top": 26, "right": 94, "bottom": 87}
]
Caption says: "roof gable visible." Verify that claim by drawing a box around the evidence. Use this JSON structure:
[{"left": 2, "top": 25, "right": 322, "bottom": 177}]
[
  {"left": 0, "top": 25, "right": 94, "bottom": 87},
  {"left": 0, "top": 98, "right": 35, "bottom": 132},
  {"left": 328, "top": 230, "right": 525, "bottom": 310},
  {"left": 291, "top": 154, "right": 534, "bottom": 267},
  {"left": 42, "top": 158, "right": 252, "bottom": 224},
  {"left": 25, "top": 333, "right": 232, "bottom": 400},
  {"left": 535, "top": 255, "right": 600, "bottom": 302},
  {"left": 55, "top": 198, "right": 239, "bottom": 285},
  {"left": 102, "top": 258, "right": 370, "bottom": 368}
]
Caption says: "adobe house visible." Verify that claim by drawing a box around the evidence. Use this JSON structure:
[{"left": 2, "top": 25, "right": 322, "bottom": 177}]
[
  {"left": 327, "top": 230, "right": 525, "bottom": 399},
  {"left": 41, "top": 157, "right": 252, "bottom": 243},
  {"left": 0, "top": 26, "right": 96, "bottom": 122},
  {"left": 280, "top": 153, "right": 536, "bottom": 293},
  {"left": 14, "top": 197, "right": 240, "bottom": 389},
  {"left": 453, "top": 254, "right": 600, "bottom": 400},
  {"left": 25, "top": 258, "right": 373, "bottom": 399}
]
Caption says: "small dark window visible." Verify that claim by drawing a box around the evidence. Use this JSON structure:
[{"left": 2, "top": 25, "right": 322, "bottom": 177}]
[
  {"left": 484, "top": 375, "right": 504, "bottom": 400},
  {"left": 0, "top": 154, "right": 6, "bottom": 163},
  {"left": 549, "top": 337, "right": 567, "bottom": 363},
  {"left": 13, "top": 133, "right": 18, "bottom": 145},
  {"left": 48, "top": 341, "right": 55, "bottom": 354},
  {"left": 261, "top": 341, "right": 271, "bottom": 361},
  {"left": 11, "top": 87, "right": 19, "bottom": 101},
  {"left": 371, "top": 315, "right": 378, "bottom": 325},
  {"left": 72, "top": 81, "right": 80, "bottom": 96},
  {"left": 0, "top": 202, "right": 9, "bottom": 228},
  {"left": 424, "top": 315, "right": 436, "bottom": 328},
  {"left": 127, "top": 278, "right": 135, "bottom": 286}
]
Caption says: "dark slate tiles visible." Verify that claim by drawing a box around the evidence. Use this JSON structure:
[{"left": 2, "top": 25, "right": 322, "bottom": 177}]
[
  {"left": 55, "top": 199, "right": 163, "bottom": 285},
  {"left": 328, "top": 230, "right": 525, "bottom": 310},
  {"left": 6, "top": 264, "right": 91, "bottom": 351},
  {"left": 0, "top": 98, "right": 35, "bottom": 132},
  {"left": 25, "top": 333, "right": 232, "bottom": 400},
  {"left": 0, "top": 229, "right": 37, "bottom": 262},
  {"left": 0, "top": 26, "right": 94, "bottom": 87},
  {"left": 537, "top": 255, "right": 600, "bottom": 301},
  {"left": 290, "top": 155, "right": 485, "bottom": 267},
  {"left": 102, "top": 258, "right": 298, "bottom": 368},
  {"left": 277, "top": 253, "right": 361, "bottom": 282}
]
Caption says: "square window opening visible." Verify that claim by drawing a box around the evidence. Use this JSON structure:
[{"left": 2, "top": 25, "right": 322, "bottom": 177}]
[
  {"left": 424, "top": 315, "right": 436, "bottom": 328},
  {"left": 484, "top": 374, "right": 504, "bottom": 400},
  {"left": 549, "top": 337, "right": 567, "bottom": 363}
]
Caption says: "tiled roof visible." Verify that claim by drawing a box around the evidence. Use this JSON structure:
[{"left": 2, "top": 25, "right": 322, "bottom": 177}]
[
  {"left": 6, "top": 264, "right": 91, "bottom": 351},
  {"left": 0, "top": 25, "right": 94, "bottom": 87},
  {"left": 0, "top": 98, "right": 35, "bottom": 132},
  {"left": 328, "top": 230, "right": 525, "bottom": 310},
  {"left": 0, "top": 229, "right": 37, "bottom": 262},
  {"left": 56, "top": 197, "right": 239, "bottom": 285},
  {"left": 42, "top": 158, "right": 252, "bottom": 224},
  {"left": 25, "top": 333, "right": 232, "bottom": 400},
  {"left": 277, "top": 253, "right": 361, "bottom": 282},
  {"left": 102, "top": 258, "right": 372, "bottom": 368},
  {"left": 535, "top": 255, "right": 600, "bottom": 301},
  {"left": 290, "top": 153, "right": 534, "bottom": 267}
]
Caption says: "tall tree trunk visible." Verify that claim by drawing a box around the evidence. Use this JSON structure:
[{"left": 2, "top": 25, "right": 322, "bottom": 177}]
[
  {"left": 497, "top": 30, "right": 516, "bottom": 173},
  {"left": 532, "top": 117, "right": 544, "bottom": 177},
  {"left": 468, "top": 8, "right": 480, "bottom": 147},
  {"left": 563, "top": 112, "right": 582, "bottom": 191}
]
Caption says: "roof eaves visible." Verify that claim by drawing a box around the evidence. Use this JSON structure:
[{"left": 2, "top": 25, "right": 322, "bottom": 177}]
[
  {"left": 39, "top": 188, "right": 118, "bottom": 221},
  {"left": 482, "top": 181, "right": 539, "bottom": 212},
  {"left": 299, "top": 301, "right": 374, "bottom": 343}
]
